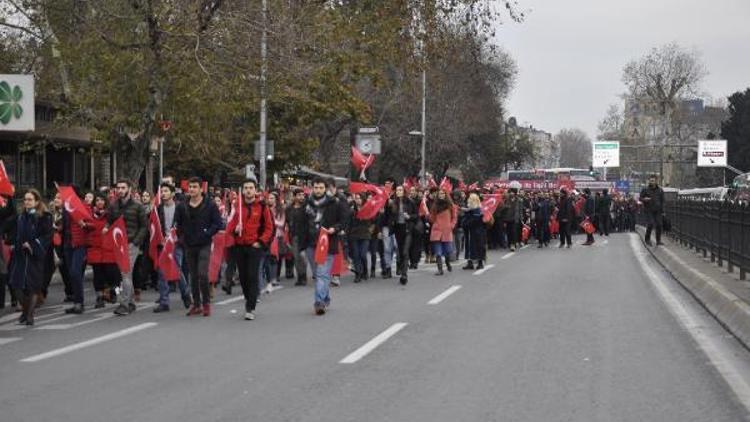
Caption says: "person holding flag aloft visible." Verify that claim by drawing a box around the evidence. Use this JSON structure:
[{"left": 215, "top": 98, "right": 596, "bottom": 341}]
[{"left": 227, "top": 179, "right": 273, "bottom": 321}]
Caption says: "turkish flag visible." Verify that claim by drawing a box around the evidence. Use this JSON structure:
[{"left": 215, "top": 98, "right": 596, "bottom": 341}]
[
  {"left": 580, "top": 218, "right": 595, "bottom": 234},
  {"left": 351, "top": 146, "right": 375, "bottom": 172},
  {"left": 180, "top": 180, "right": 189, "bottom": 193},
  {"left": 480, "top": 194, "right": 503, "bottom": 222},
  {"left": 158, "top": 228, "right": 181, "bottom": 281},
  {"left": 439, "top": 177, "right": 452, "bottom": 193},
  {"left": 270, "top": 236, "right": 280, "bottom": 259},
  {"left": 148, "top": 207, "right": 163, "bottom": 268},
  {"left": 332, "top": 243, "right": 349, "bottom": 276},
  {"left": 468, "top": 182, "right": 479, "bottom": 192},
  {"left": 106, "top": 216, "right": 130, "bottom": 273},
  {"left": 521, "top": 224, "right": 531, "bottom": 242},
  {"left": 1, "top": 242, "right": 10, "bottom": 265},
  {"left": 208, "top": 230, "right": 228, "bottom": 283},
  {"left": 427, "top": 177, "right": 437, "bottom": 189},
  {"left": 357, "top": 189, "right": 388, "bottom": 220},
  {"left": 0, "top": 160, "right": 14, "bottom": 196},
  {"left": 314, "top": 228, "right": 329, "bottom": 265},
  {"left": 57, "top": 185, "right": 92, "bottom": 224},
  {"left": 349, "top": 182, "right": 381, "bottom": 195}
]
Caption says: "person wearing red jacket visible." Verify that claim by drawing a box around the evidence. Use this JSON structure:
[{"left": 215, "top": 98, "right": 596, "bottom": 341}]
[
  {"left": 85, "top": 192, "right": 122, "bottom": 308},
  {"left": 226, "top": 179, "right": 273, "bottom": 321},
  {"left": 63, "top": 186, "right": 91, "bottom": 314}
]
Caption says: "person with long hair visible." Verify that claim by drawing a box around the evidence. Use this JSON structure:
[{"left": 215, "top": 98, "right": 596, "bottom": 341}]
[
  {"left": 9, "top": 189, "right": 52, "bottom": 326},
  {"left": 85, "top": 192, "right": 123, "bottom": 308},
  {"left": 462, "top": 193, "right": 487, "bottom": 270},
  {"left": 390, "top": 185, "right": 417, "bottom": 285},
  {"left": 429, "top": 189, "right": 456, "bottom": 276},
  {"left": 348, "top": 193, "right": 375, "bottom": 283}
]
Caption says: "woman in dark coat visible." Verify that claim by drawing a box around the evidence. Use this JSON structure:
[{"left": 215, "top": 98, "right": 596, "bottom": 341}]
[
  {"left": 9, "top": 189, "right": 53, "bottom": 326},
  {"left": 462, "top": 193, "right": 487, "bottom": 270}
]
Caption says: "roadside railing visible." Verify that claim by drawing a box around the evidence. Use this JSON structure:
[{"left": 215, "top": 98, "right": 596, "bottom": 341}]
[{"left": 663, "top": 199, "right": 750, "bottom": 280}]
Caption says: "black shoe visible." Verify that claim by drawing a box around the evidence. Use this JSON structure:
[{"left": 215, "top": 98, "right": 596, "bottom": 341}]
[
  {"left": 353, "top": 275, "right": 362, "bottom": 284},
  {"left": 476, "top": 261, "right": 484, "bottom": 270},
  {"left": 114, "top": 305, "right": 130, "bottom": 316},
  {"left": 128, "top": 303, "right": 137, "bottom": 313},
  {"left": 63, "top": 295, "right": 74, "bottom": 303},
  {"left": 445, "top": 261, "right": 452, "bottom": 272},
  {"left": 17, "top": 314, "right": 27, "bottom": 325},
  {"left": 462, "top": 261, "right": 475, "bottom": 270},
  {"left": 95, "top": 297, "right": 105, "bottom": 309},
  {"left": 285, "top": 271, "right": 295, "bottom": 280},
  {"left": 656, "top": 241, "right": 665, "bottom": 246},
  {"left": 221, "top": 285, "right": 232, "bottom": 295},
  {"left": 559, "top": 243, "right": 565, "bottom": 248},
  {"left": 65, "top": 304, "right": 84, "bottom": 314},
  {"left": 154, "top": 298, "right": 160, "bottom": 304},
  {"left": 153, "top": 304, "right": 170, "bottom": 313},
  {"left": 182, "top": 295, "right": 192, "bottom": 309},
  {"left": 399, "top": 275, "right": 408, "bottom": 285},
  {"left": 645, "top": 240, "right": 653, "bottom": 246}
]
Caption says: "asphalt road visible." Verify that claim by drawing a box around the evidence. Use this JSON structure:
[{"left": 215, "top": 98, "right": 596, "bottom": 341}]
[{"left": 1, "top": 233, "right": 750, "bottom": 422}]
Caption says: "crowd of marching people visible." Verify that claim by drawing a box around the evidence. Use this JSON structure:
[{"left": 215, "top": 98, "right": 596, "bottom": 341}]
[{"left": 0, "top": 171, "right": 653, "bottom": 326}]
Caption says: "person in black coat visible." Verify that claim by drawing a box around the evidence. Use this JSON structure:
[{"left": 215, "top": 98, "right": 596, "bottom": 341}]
[
  {"left": 9, "top": 189, "right": 52, "bottom": 326},
  {"left": 462, "top": 193, "right": 487, "bottom": 270},
  {"left": 557, "top": 188, "right": 575, "bottom": 248},
  {"left": 389, "top": 185, "right": 417, "bottom": 285},
  {"left": 582, "top": 188, "right": 596, "bottom": 245},
  {"left": 534, "top": 192, "right": 552, "bottom": 248},
  {"left": 640, "top": 175, "right": 665, "bottom": 246}
]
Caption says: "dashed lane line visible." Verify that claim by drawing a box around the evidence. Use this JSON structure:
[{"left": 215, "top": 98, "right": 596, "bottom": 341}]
[
  {"left": 20, "top": 322, "right": 159, "bottom": 363},
  {"left": 339, "top": 322, "right": 408, "bottom": 364},
  {"left": 473, "top": 264, "right": 495, "bottom": 276},
  {"left": 0, "top": 337, "right": 22, "bottom": 346},
  {"left": 501, "top": 252, "right": 515, "bottom": 260},
  {"left": 427, "top": 285, "right": 462, "bottom": 305}
]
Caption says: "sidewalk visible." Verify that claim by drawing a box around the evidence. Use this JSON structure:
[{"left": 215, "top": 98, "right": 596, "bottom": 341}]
[{"left": 636, "top": 226, "right": 750, "bottom": 349}]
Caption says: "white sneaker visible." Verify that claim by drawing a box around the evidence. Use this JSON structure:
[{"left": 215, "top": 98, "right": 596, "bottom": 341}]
[
  {"left": 244, "top": 311, "right": 255, "bottom": 320},
  {"left": 263, "top": 285, "right": 273, "bottom": 295},
  {"left": 330, "top": 277, "right": 341, "bottom": 287}
]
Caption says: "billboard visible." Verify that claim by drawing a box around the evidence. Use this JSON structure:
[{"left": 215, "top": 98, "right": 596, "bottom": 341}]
[
  {"left": 697, "top": 140, "right": 727, "bottom": 167},
  {"left": 0, "top": 74, "right": 35, "bottom": 131},
  {"left": 592, "top": 141, "right": 620, "bottom": 168}
]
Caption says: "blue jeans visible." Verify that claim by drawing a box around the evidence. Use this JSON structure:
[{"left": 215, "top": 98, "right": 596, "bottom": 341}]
[
  {"left": 350, "top": 239, "right": 370, "bottom": 276},
  {"left": 157, "top": 246, "right": 190, "bottom": 307},
  {"left": 64, "top": 246, "right": 87, "bottom": 305},
  {"left": 313, "top": 254, "right": 334, "bottom": 307},
  {"left": 381, "top": 226, "right": 397, "bottom": 270},
  {"left": 432, "top": 241, "right": 453, "bottom": 257}
]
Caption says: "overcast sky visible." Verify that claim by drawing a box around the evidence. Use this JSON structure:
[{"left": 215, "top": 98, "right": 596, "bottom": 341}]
[{"left": 495, "top": 0, "right": 750, "bottom": 139}]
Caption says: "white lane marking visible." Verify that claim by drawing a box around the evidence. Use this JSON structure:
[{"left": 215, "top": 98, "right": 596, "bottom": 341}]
[
  {"left": 0, "top": 310, "right": 66, "bottom": 326},
  {"left": 473, "top": 264, "right": 495, "bottom": 276},
  {"left": 36, "top": 312, "right": 115, "bottom": 330},
  {"left": 20, "top": 322, "right": 158, "bottom": 363},
  {"left": 427, "top": 285, "right": 462, "bottom": 305},
  {"left": 340, "top": 322, "right": 408, "bottom": 364},
  {"left": 0, "top": 337, "right": 22, "bottom": 346},
  {"left": 216, "top": 296, "right": 245, "bottom": 305},
  {"left": 521, "top": 244, "right": 529, "bottom": 250},
  {"left": 603, "top": 239, "right": 609, "bottom": 245},
  {"left": 501, "top": 252, "right": 515, "bottom": 260},
  {"left": 0, "top": 313, "right": 22, "bottom": 324},
  {"left": 629, "top": 235, "right": 750, "bottom": 410}
]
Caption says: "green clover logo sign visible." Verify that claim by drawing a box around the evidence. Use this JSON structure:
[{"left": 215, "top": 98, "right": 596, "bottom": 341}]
[{"left": 0, "top": 81, "right": 23, "bottom": 125}]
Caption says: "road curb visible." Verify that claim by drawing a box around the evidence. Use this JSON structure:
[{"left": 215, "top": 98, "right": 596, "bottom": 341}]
[{"left": 635, "top": 226, "right": 750, "bottom": 350}]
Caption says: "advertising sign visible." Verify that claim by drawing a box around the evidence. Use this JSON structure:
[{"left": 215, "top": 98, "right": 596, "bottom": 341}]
[
  {"left": 697, "top": 140, "right": 727, "bottom": 167},
  {"left": 592, "top": 141, "right": 620, "bottom": 168},
  {"left": 0, "top": 74, "right": 35, "bottom": 131}
]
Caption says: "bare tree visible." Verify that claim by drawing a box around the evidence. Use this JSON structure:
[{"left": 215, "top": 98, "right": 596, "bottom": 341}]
[
  {"left": 597, "top": 104, "right": 624, "bottom": 141},
  {"left": 556, "top": 128, "right": 592, "bottom": 168}
]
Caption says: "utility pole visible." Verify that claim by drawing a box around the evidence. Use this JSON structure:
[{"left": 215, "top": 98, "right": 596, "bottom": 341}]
[{"left": 259, "top": 0, "right": 268, "bottom": 189}]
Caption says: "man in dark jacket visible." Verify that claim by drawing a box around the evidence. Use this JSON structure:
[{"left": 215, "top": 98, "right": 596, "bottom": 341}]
[
  {"left": 557, "top": 188, "right": 575, "bottom": 248},
  {"left": 286, "top": 188, "right": 309, "bottom": 286},
  {"left": 597, "top": 189, "right": 612, "bottom": 236},
  {"left": 582, "top": 188, "right": 596, "bottom": 245},
  {"left": 63, "top": 185, "right": 90, "bottom": 314},
  {"left": 182, "top": 177, "right": 224, "bottom": 317},
  {"left": 105, "top": 179, "right": 148, "bottom": 316},
  {"left": 305, "top": 177, "right": 347, "bottom": 315},
  {"left": 640, "top": 175, "right": 665, "bottom": 246},
  {"left": 533, "top": 192, "right": 552, "bottom": 248}
]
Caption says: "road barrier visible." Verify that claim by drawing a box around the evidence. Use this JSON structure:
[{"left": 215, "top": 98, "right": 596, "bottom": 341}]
[{"left": 664, "top": 199, "right": 750, "bottom": 280}]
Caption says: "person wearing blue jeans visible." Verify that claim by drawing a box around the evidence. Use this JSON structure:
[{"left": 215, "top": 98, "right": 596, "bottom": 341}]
[
  {"left": 154, "top": 245, "right": 191, "bottom": 312},
  {"left": 305, "top": 177, "right": 348, "bottom": 315},
  {"left": 63, "top": 205, "right": 88, "bottom": 315}
]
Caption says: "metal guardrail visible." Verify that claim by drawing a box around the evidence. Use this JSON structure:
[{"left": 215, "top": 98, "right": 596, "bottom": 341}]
[{"left": 663, "top": 199, "right": 750, "bottom": 280}]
